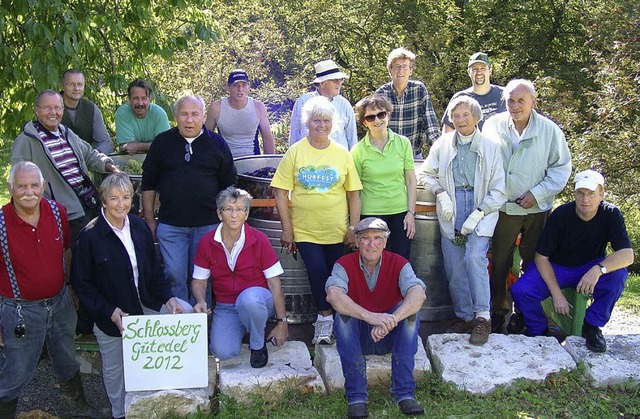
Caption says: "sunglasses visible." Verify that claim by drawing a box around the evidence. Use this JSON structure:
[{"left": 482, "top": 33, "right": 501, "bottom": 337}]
[
  {"left": 184, "top": 143, "right": 192, "bottom": 162},
  {"left": 364, "top": 111, "right": 388, "bottom": 122}
]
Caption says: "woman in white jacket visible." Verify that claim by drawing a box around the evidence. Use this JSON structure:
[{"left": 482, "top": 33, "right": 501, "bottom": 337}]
[{"left": 417, "top": 96, "right": 506, "bottom": 345}]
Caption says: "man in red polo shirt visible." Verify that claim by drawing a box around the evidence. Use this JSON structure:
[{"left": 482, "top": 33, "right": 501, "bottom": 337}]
[
  {"left": 326, "top": 217, "right": 426, "bottom": 419},
  {"left": 0, "top": 161, "right": 108, "bottom": 418}
]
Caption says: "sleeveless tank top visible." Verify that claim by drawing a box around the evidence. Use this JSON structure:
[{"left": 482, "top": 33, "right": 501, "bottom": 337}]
[{"left": 217, "top": 97, "right": 260, "bottom": 157}]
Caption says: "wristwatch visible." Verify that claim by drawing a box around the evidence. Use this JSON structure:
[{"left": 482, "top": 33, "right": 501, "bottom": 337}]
[
  {"left": 276, "top": 317, "right": 288, "bottom": 324},
  {"left": 597, "top": 263, "right": 607, "bottom": 275},
  {"left": 348, "top": 225, "right": 355, "bottom": 231}
]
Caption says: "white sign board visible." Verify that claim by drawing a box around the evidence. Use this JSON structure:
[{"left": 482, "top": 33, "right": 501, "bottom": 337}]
[{"left": 122, "top": 313, "right": 208, "bottom": 391}]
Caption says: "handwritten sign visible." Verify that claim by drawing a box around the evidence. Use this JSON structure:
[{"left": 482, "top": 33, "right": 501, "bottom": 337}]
[{"left": 122, "top": 313, "right": 208, "bottom": 391}]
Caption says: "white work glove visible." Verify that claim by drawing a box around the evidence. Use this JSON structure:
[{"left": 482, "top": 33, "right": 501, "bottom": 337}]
[
  {"left": 436, "top": 192, "right": 455, "bottom": 222},
  {"left": 461, "top": 209, "right": 485, "bottom": 235}
]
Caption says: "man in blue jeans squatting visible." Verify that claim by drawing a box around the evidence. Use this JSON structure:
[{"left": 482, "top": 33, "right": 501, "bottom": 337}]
[
  {"left": 326, "top": 217, "right": 426, "bottom": 418},
  {"left": 511, "top": 170, "right": 634, "bottom": 352}
]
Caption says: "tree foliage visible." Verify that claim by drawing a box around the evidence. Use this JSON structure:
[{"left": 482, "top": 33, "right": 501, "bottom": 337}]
[{"left": 0, "top": 0, "right": 218, "bottom": 142}]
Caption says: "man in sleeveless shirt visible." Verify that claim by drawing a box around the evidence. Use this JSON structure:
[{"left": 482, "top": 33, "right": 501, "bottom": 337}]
[
  {"left": 60, "top": 69, "right": 113, "bottom": 154},
  {"left": 205, "top": 69, "right": 275, "bottom": 158}
]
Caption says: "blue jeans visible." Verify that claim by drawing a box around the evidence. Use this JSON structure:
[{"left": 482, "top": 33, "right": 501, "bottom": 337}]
[
  {"left": 296, "top": 242, "right": 344, "bottom": 313},
  {"left": 361, "top": 212, "right": 411, "bottom": 260},
  {"left": 334, "top": 302, "right": 420, "bottom": 404},
  {"left": 440, "top": 189, "right": 490, "bottom": 320},
  {"left": 511, "top": 259, "right": 628, "bottom": 335},
  {"left": 157, "top": 222, "right": 216, "bottom": 305},
  {"left": 210, "top": 287, "right": 275, "bottom": 359},
  {"left": 0, "top": 287, "right": 79, "bottom": 402}
]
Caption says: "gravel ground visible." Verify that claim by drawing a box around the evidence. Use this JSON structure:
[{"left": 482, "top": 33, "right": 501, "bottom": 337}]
[{"left": 15, "top": 306, "right": 640, "bottom": 418}]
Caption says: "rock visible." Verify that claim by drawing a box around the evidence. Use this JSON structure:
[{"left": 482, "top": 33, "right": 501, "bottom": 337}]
[
  {"left": 76, "top": 351, "right": 102, "bottom": 375},
  {"left": 313, "top": 340, "right": 431, "bottom": 393},
  {"left": 428, "top": 333, "right": 576, "bottom": 395},
  {"left": 124, "top": 356, "right": 217, "bottom": 418},
  {"left": 563, "top": 334, "right": 640, "bottom": 387},
  {"left": 218, "top": 341, "right": 325, "bottom": 402}
]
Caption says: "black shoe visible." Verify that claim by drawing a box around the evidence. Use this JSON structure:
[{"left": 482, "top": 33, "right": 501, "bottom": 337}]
[
  {"left": 582, "top": 321, "right": 606, "bottom": 353},
  {"left": 491, "top": 314, "right": 505, "bottom": 333},
  {"left": 506, "top": 312, "right": 526, "bottom": 334},
  {"left": 250, "top": 344, "right": 268, "bottom": 368},
  {"left": 347, "top": 403, "right": 368, "bottom": 418},
  {"left": 399, "top": 399, "right": 424, "bottom": 416}
]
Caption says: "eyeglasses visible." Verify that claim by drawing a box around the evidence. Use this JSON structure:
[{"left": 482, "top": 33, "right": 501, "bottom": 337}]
[
  {"left": 364, "top": 111, "right": 388, "bottom": 122},
  {"left": 221, "top": 207, "right": 247, "bottom": 214},
  {"left": 392, "top": 64, "right": 412, "bottom": 71},
  {"left": 37, "top": 105, "right": 63, "bottom": 112},
  {"left": 358, "top": 236, "right": 386, "bottom": 245},
  {"left": 184, "top": 143, "right": 192, "bottom": 162}
]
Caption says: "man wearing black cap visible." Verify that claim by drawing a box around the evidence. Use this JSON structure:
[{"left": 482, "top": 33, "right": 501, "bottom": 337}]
[
  {"left": 511, "top": 170, "right": 633, "bottom": 352},
  {"left": 205, "top": 69, "right": 275, "bottom": 158},
  {"left": 442, "top": 52, "right": 505, "bottom": 133},
  {"left": 326, "top": 217, "right": 426, "bottom": 418}
]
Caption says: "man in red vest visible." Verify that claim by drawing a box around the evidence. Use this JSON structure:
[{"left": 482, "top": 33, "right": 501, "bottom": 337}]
[{"left": 326, "top": 217, "right": 426, "bottom": 419}]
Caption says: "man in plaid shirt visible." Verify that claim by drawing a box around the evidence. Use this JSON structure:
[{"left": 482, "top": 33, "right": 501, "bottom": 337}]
[{"left": 376, "top": 48, "right": 440, "bottom": 157}]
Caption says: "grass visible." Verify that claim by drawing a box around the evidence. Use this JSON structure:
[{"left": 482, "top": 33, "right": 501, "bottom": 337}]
[
  {"left": 617, "top": 273, "right": 640, "bottom": 314},
  {"left": 162, "top": 366, "right": 640, "bottom": 418}
]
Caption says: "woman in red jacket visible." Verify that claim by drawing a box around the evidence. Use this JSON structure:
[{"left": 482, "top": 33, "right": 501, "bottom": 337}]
[{"left": 191, "top": 187, "right": 288, "bottom": 368}]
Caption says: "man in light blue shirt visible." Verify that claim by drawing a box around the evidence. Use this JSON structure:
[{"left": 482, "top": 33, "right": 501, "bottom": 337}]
[{"left": 289, "top": 60, "right": 357, "bottom": 150}]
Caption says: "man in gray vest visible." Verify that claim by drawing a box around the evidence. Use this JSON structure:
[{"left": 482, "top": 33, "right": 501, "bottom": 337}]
[{"left": 60, "top": 69, "right": 113, "bottom": 154}]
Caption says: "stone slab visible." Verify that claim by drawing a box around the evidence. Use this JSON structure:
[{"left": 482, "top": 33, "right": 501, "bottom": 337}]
[
  {"left": 219, "top": 340, "right": 325, "bottom": 401},
  {"left": 76, "top": 352, "right": 102, "bottom": 375},
  {"left": 124, "top": 356, "right": 217, "bottom": 418},
  {"left": 313, "top": 340, "right": 431, "bottom": 393},
  {"left": 428, "top": 333, "right": 576, "bottom": 395},
  {"left": 563, "top": 334, "right": 640, "bottom": 387}
]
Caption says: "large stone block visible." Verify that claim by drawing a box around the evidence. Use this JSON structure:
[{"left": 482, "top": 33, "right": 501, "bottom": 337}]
[
  {"left": 428, "top": 333, "right": 576, "bottom": 395},
  {"left": 563, "top": 334, "right": 640, "bottom": 387},
  {"left": 313, "top": 340, "right": 431, "bottom": 393},
  {"left": 218, "top": 340, "right": 325, "bottom": 401},
  {"left": 124, "top": 356, "right": 217, "bottom": 418}
]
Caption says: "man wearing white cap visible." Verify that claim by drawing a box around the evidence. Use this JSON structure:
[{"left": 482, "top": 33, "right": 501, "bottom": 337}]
[
  {"left": 326, "top": 217, "right": 426, "bottom": 418},
  {"left": 289, "top": 59, "right": 357, "bottom": 150},
  {"left": 205, "top": 69, "right": 275, "bottom": 158},
  {"left": 376, "top": 48, "right": 440, "bottom": 157},
  {"left": 442, "top": 52, "right": 505, "bottom": 133},
  {"left": 511, "top": 170, "right": 634, "bottom": 352}
]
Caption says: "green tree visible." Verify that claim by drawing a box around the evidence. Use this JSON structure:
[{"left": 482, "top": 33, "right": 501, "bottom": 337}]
[{"left": 0, "top": 0, "right": 218, "bottom": 143}]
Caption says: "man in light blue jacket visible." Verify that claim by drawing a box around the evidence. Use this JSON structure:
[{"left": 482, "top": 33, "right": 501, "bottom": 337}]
[{"left": 482, "top": 79, "right": 571, "bottom": 333}]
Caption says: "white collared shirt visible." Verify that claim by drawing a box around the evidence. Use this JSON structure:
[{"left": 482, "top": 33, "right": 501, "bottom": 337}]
[
  {"left": 101, "top": 208, "right": 139, "bottom": 291},
  {"left": 214, "top": 224, "right": 246, "bottom": 271},
  {"left": 508, "top": 117, "right": 531, "bottom": 151}
]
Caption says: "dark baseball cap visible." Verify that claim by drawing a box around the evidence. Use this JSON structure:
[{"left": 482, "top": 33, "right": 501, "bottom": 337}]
[{"left": 228, "top": 69, "right": 249, "bottom": 85}]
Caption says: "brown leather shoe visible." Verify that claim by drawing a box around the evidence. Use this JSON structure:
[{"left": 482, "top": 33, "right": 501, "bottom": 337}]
[{"left": 470, "top": 318, "right": 491, "bottom": 345}]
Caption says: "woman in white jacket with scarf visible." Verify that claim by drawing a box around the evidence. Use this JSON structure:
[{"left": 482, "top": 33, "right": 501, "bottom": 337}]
[{"left": 418, "top": 96, "right": 506, "bottom": 345}]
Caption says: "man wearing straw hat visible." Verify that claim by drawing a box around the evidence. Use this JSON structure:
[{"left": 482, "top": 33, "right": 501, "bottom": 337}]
[{"left": 289, "top": 59, "right": 357, "bottom": 150}]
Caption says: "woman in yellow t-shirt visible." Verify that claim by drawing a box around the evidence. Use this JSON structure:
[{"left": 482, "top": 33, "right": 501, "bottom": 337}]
[{"left": 271, "top": 96, "right": 362, "bottom": 345}]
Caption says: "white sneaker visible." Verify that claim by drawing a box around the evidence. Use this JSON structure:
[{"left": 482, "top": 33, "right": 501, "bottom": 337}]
[{"left": 312, "top": 319, "right": 334, "bottom": 345}]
